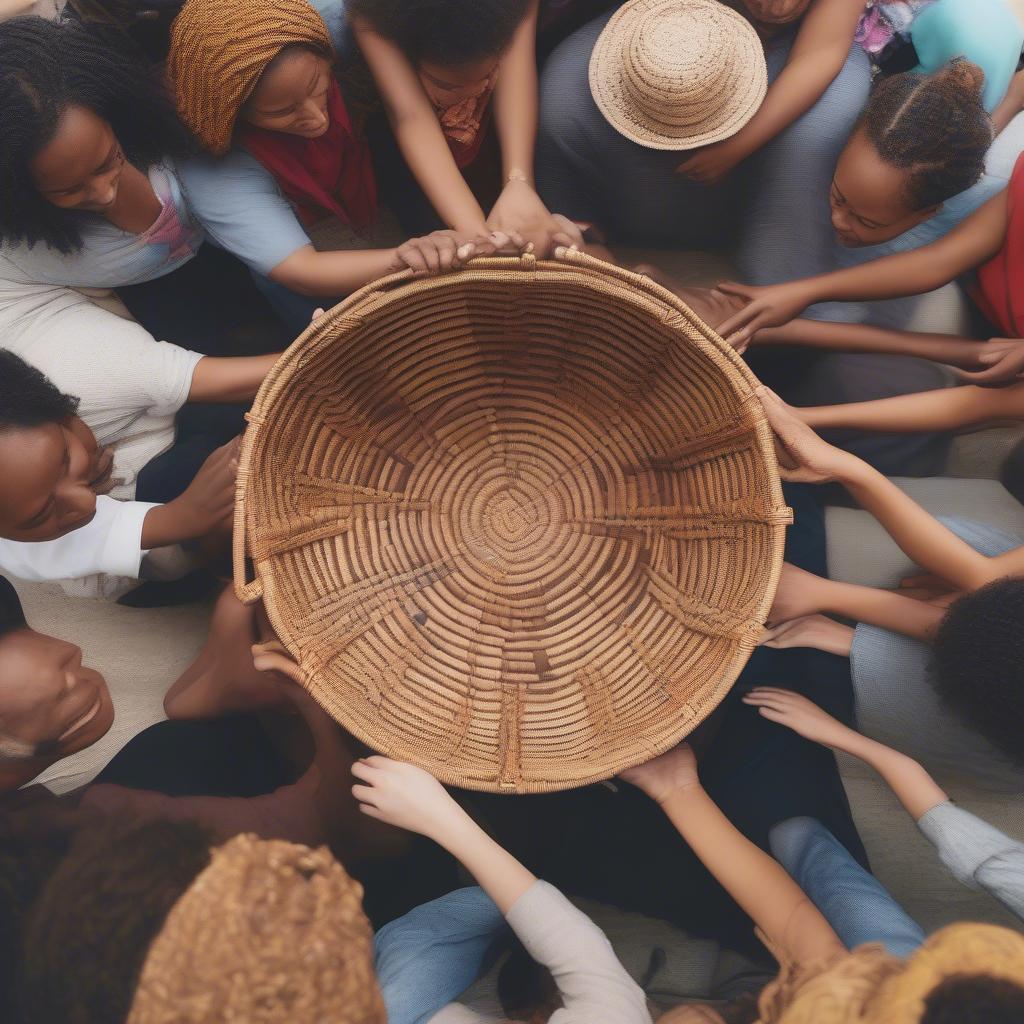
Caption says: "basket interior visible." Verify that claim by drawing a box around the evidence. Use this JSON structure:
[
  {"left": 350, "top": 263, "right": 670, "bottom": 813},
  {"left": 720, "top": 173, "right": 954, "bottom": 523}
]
[{"left": 243, "top": 264, "right": 788, "bottom": 792}]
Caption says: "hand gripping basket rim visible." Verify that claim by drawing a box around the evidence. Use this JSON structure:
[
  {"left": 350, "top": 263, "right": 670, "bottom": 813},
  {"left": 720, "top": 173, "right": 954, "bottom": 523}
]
[{"left": 234, "top": 249, "right": 791, "bottom": 793}]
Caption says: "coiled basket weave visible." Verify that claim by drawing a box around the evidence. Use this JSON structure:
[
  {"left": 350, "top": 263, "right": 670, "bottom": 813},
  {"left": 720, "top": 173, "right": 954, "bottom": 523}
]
[{"left": 235, "top": 251, "right": 791, "bottom": 793}]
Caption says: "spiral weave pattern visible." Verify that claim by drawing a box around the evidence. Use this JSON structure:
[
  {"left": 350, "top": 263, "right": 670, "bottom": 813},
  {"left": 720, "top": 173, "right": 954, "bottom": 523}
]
[{"left": 236, "top": 252, "right": 791, "bottom": 792}]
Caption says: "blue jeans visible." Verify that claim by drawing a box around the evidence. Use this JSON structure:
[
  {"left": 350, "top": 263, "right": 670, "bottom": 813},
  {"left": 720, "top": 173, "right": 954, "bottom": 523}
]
[
  {"left": 770, "top": 817, "right": 925, "bottom": 958},
  {"left": 374, "top": 886, "right": 508, "bottom": 1024}
]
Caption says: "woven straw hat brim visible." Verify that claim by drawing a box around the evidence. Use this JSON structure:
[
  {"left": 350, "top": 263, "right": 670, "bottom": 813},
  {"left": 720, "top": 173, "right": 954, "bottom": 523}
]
[
  {"left": 236, "top": 252, "right": 790, "bottom": 794},
  {"left": 589, "top": 0, "right": 768, "bottom": 151},
  {"left": 167, "top": 0, "right": 335, "bottom": 155}
]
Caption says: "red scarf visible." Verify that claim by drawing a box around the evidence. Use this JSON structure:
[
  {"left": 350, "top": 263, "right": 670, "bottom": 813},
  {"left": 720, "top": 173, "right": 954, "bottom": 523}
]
[
  {"left": 238, "top": 78, "right": 378, "bottom": 229},
  {"left": 974, "top": 153, "right": 1024, "bottom": 337}
]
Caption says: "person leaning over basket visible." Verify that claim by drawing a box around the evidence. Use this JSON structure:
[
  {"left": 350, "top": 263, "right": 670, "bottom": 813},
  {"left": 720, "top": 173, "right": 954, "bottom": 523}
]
[
  {"left": 346, "top": 0, "right": 584, "bottom": 254},
  {"left": 535, "top": 0, "right": 864, "bottom": 247},
  {"left": 158, "top": 0, "right": 513, "bottom": 333}
]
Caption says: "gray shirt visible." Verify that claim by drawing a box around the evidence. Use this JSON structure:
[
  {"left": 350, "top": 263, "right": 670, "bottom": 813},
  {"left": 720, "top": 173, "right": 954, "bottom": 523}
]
[
  {"left": 430, "top": 881, "right": 652, "bottom": 1024},
  {"left": 918, "top": 801, "right": 1024, "bottom": 923}
]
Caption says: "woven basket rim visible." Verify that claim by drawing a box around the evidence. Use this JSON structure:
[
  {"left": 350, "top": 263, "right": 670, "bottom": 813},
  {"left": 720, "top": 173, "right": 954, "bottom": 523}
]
[{"left": 235, "top": 250, "right": 789, "bottom": 792}]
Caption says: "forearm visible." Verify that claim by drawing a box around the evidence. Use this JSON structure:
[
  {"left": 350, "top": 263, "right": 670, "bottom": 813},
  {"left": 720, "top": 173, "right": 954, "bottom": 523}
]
[
  {"left": 141, "top": 500, "right": 205, "bottom": 548},
  {"left": 788, "top": 192, "right": 1008, "bottom": 308},
  {"left": 814, "top": 578, "right": 944, "bottom": 640},
  {"left": 727, "top": 50, "right": 848, "bottom": 158},
  {"left": 188, "top": 354, "right": 280, "bottom": 404},
  {"left": 661, "top": 783, "right": 842, "bottom": 961},
  {"left": 438, "top": 812, "right": 537, "bottom": 914},
  {"left": 495, "top": 0, "right": 539, "bottom": 181},
  {"left": 755, "top": 319, "right": 988, "bottom": 367},
  {"left": 270, "top": 246, "right": 399, "bottom": 297},
  {"left": 389, "top": 113, "right": 487, "bottom": 231},
  {"left": 800, "top": 385, "right": 1001, "bottom": 434},
  {"left": 838, "top": 459, "right": 997, "bottom": 590},
  {"left": 726, "top": 0, "right": 861, "bottom": 156},
  {"left": 838, "top": 731, "right": 948, "bottom": 820}
]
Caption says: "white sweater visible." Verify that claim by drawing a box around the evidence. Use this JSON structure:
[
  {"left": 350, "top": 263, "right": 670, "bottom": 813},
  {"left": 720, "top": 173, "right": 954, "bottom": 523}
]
[
  {"left": 0, "top": 281, "right": 202, "bottom": 501},
  {"left": 430, "top": 881, "right": 653, "bottom": 1024}
]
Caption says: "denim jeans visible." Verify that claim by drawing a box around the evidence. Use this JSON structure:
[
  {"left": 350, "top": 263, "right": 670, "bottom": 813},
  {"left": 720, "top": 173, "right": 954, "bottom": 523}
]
[
  {"left": 374, "top": 886, "right": 508, "bottom": 1024},
  {"left": 770, "top": 816, "right": 925, "bottom": 958}
]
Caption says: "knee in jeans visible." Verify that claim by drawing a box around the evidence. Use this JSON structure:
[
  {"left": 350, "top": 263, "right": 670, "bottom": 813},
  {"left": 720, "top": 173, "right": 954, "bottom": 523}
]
[{"left": 769, "top": 815, "right": 825, "bottom": 864}]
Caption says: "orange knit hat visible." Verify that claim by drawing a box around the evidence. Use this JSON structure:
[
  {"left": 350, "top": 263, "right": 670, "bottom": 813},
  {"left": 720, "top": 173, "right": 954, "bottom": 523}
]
[{"left": 167, "top": 0, "right": 335, "bottom": 155}]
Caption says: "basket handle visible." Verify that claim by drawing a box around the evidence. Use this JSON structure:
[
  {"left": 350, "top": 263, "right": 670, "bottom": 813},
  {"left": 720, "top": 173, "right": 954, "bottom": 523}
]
[{"left": 232, "top": 414, "right": 264, "bottom": 605}]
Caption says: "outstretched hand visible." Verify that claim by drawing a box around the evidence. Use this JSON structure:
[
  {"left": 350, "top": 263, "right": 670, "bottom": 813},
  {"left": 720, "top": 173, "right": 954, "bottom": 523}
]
[
  {"left": 393, "top": 229, "right": 519, "bottom": 275},
  {"left": 955, "top": 338, "right": 1024, "bottom": 385},
  {"left": 760, "top": 614, "right": 854, "bottom": 657},
  {"left": 351, "top": 756, "right": 466, "bottom": 842},
  {"left": 758, "top": 385, "right": 858, "bottom": 483},
  {"left": 714, "top": 279, "right": 813, "bottom": 349},
  {"left": 742, "top": 687, "right": 854, "bottom": 749},
  {"left": 620, "top": 742, "right": 700, "bottom": 805}
]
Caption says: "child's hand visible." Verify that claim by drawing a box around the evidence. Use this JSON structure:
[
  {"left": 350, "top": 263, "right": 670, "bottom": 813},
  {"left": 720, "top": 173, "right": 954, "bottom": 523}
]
[
  {"left": 768, "top": 563, "right": 833, "bottom": 625},
  {"left": 715, "top": 280, "right": 815, "bottom": 349},
  {"left": 758, "top": 385, "right": 859, "bottom": 483},
  {"left": 251, "top": 639, "right": 308, "bottom": 686},
  {"left": 620, "top": 742, "right": 700, "bottom": 805},
  {"left": 393, "top": 230, "right": 512, "bottom": 274},
  {"left": 956, "top": 338, "right": 1024, "bottom": 385},
  {"left": 169, "top": 436, "right": 240, "bottom": 539},
  {"left": 351, "top": 756, "right": 467, "bottom": 841},
  {"left": 676, "top": 139, "right": 745, "bottom": 186},
  {"left": 486, "top": 180, "right": 583, "bottom": 256},
  {"left": 760, "top": 614, "right": 854, "bottom": 657},
  {"left": 742, "top": 687, "right": 854, "bottom": 749}
]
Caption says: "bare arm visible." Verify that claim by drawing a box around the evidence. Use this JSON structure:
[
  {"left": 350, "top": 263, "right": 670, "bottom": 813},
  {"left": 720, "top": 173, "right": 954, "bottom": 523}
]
[
  {"left": 352, "top": 20, "right": 487, "bottom": 233},
  {"left": 268, "top": 244, "right": 400, "bottom": 297},
  {"left": 800, "top": 382, "right": 1024, "bottom": 434},
  {"left": 188, "top": 354, "right": 280, "bottom": 404},
  {"left": 724, "top": 0, "right": 864, "bottom": 158},
  {"left": 351, "top": 757, "right": 534, "bottom": 913},
  {"left": 743, "top": 689, "right": 949, "bottom": 820},
  {"left": 759, "top": 386, "right": 1017, "bottom": 591},
  {"left": 754, "top": 319, "right": 992, "bottom": 366},
  {"left": 771, "top": 563, "right": 945, "bottom": 641},
  {"left": 622, "top": 745, "right": 843, "bottom": 964},
  {"left": 839, "top": 457, "right": 1018, "bottom": 590},
  {"left": 717, "top": 191, "right": 1010, "bottom": 344},
  {"left": 494, "top": 0, "right": 539, "bottom": 182}
]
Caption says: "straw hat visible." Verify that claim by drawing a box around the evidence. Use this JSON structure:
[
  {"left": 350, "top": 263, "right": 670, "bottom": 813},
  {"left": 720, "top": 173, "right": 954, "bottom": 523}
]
[
  {"left": 589, "top": 0, "right": 768, "bottom": 150},
  {"left": 235, "top": 251, "right": 791, "bottom": 793},
  {"left": 128, "top": 835, "right": 384, "bottom": 1024}
]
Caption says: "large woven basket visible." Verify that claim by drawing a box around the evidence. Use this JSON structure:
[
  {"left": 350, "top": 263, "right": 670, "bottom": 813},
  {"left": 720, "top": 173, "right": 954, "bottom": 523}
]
[{"left": 235, "top": 251, "right": 791, "bottom": 793}]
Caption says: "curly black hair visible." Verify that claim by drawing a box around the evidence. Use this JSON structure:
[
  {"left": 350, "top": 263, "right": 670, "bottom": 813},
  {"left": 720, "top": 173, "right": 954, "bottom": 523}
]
[
  {"left": 0, "top": 352, "right": 80, "bottom": 433},
  {"left": 921, "top": 974, "right": 1024, "bottom": 1024},
  {"left": 0, "top": 16, "right": 193, "bottom": 253},
  {"left": 16, "top": 816, "right": 213, "bottom": 1024},
  {"left": 347, "top": 0, "right": 531, "bottom": 65},
  {"left": 931, "top": 577, "right": 1024, "bottom": 765},
  {"left": 861, "top": 59, "right": 992, "bottom": 212}
]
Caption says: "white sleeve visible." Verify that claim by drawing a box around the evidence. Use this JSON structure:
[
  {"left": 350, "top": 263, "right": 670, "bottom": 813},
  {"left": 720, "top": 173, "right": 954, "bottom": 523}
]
[
  {"left": 504, "top": 882, "right": 652, "bottom": 1024},
  {"left": 5, "top": 287, "right": 202, "bottom": 424},
  {"left": 0, "top": 496, "right": 157, "bottom": 583}
]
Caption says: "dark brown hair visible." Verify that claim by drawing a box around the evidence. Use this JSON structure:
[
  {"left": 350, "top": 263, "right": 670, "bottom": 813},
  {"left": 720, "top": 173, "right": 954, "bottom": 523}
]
[{"left": 861, "top": 59, "right": 992, "bottom": 211}]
